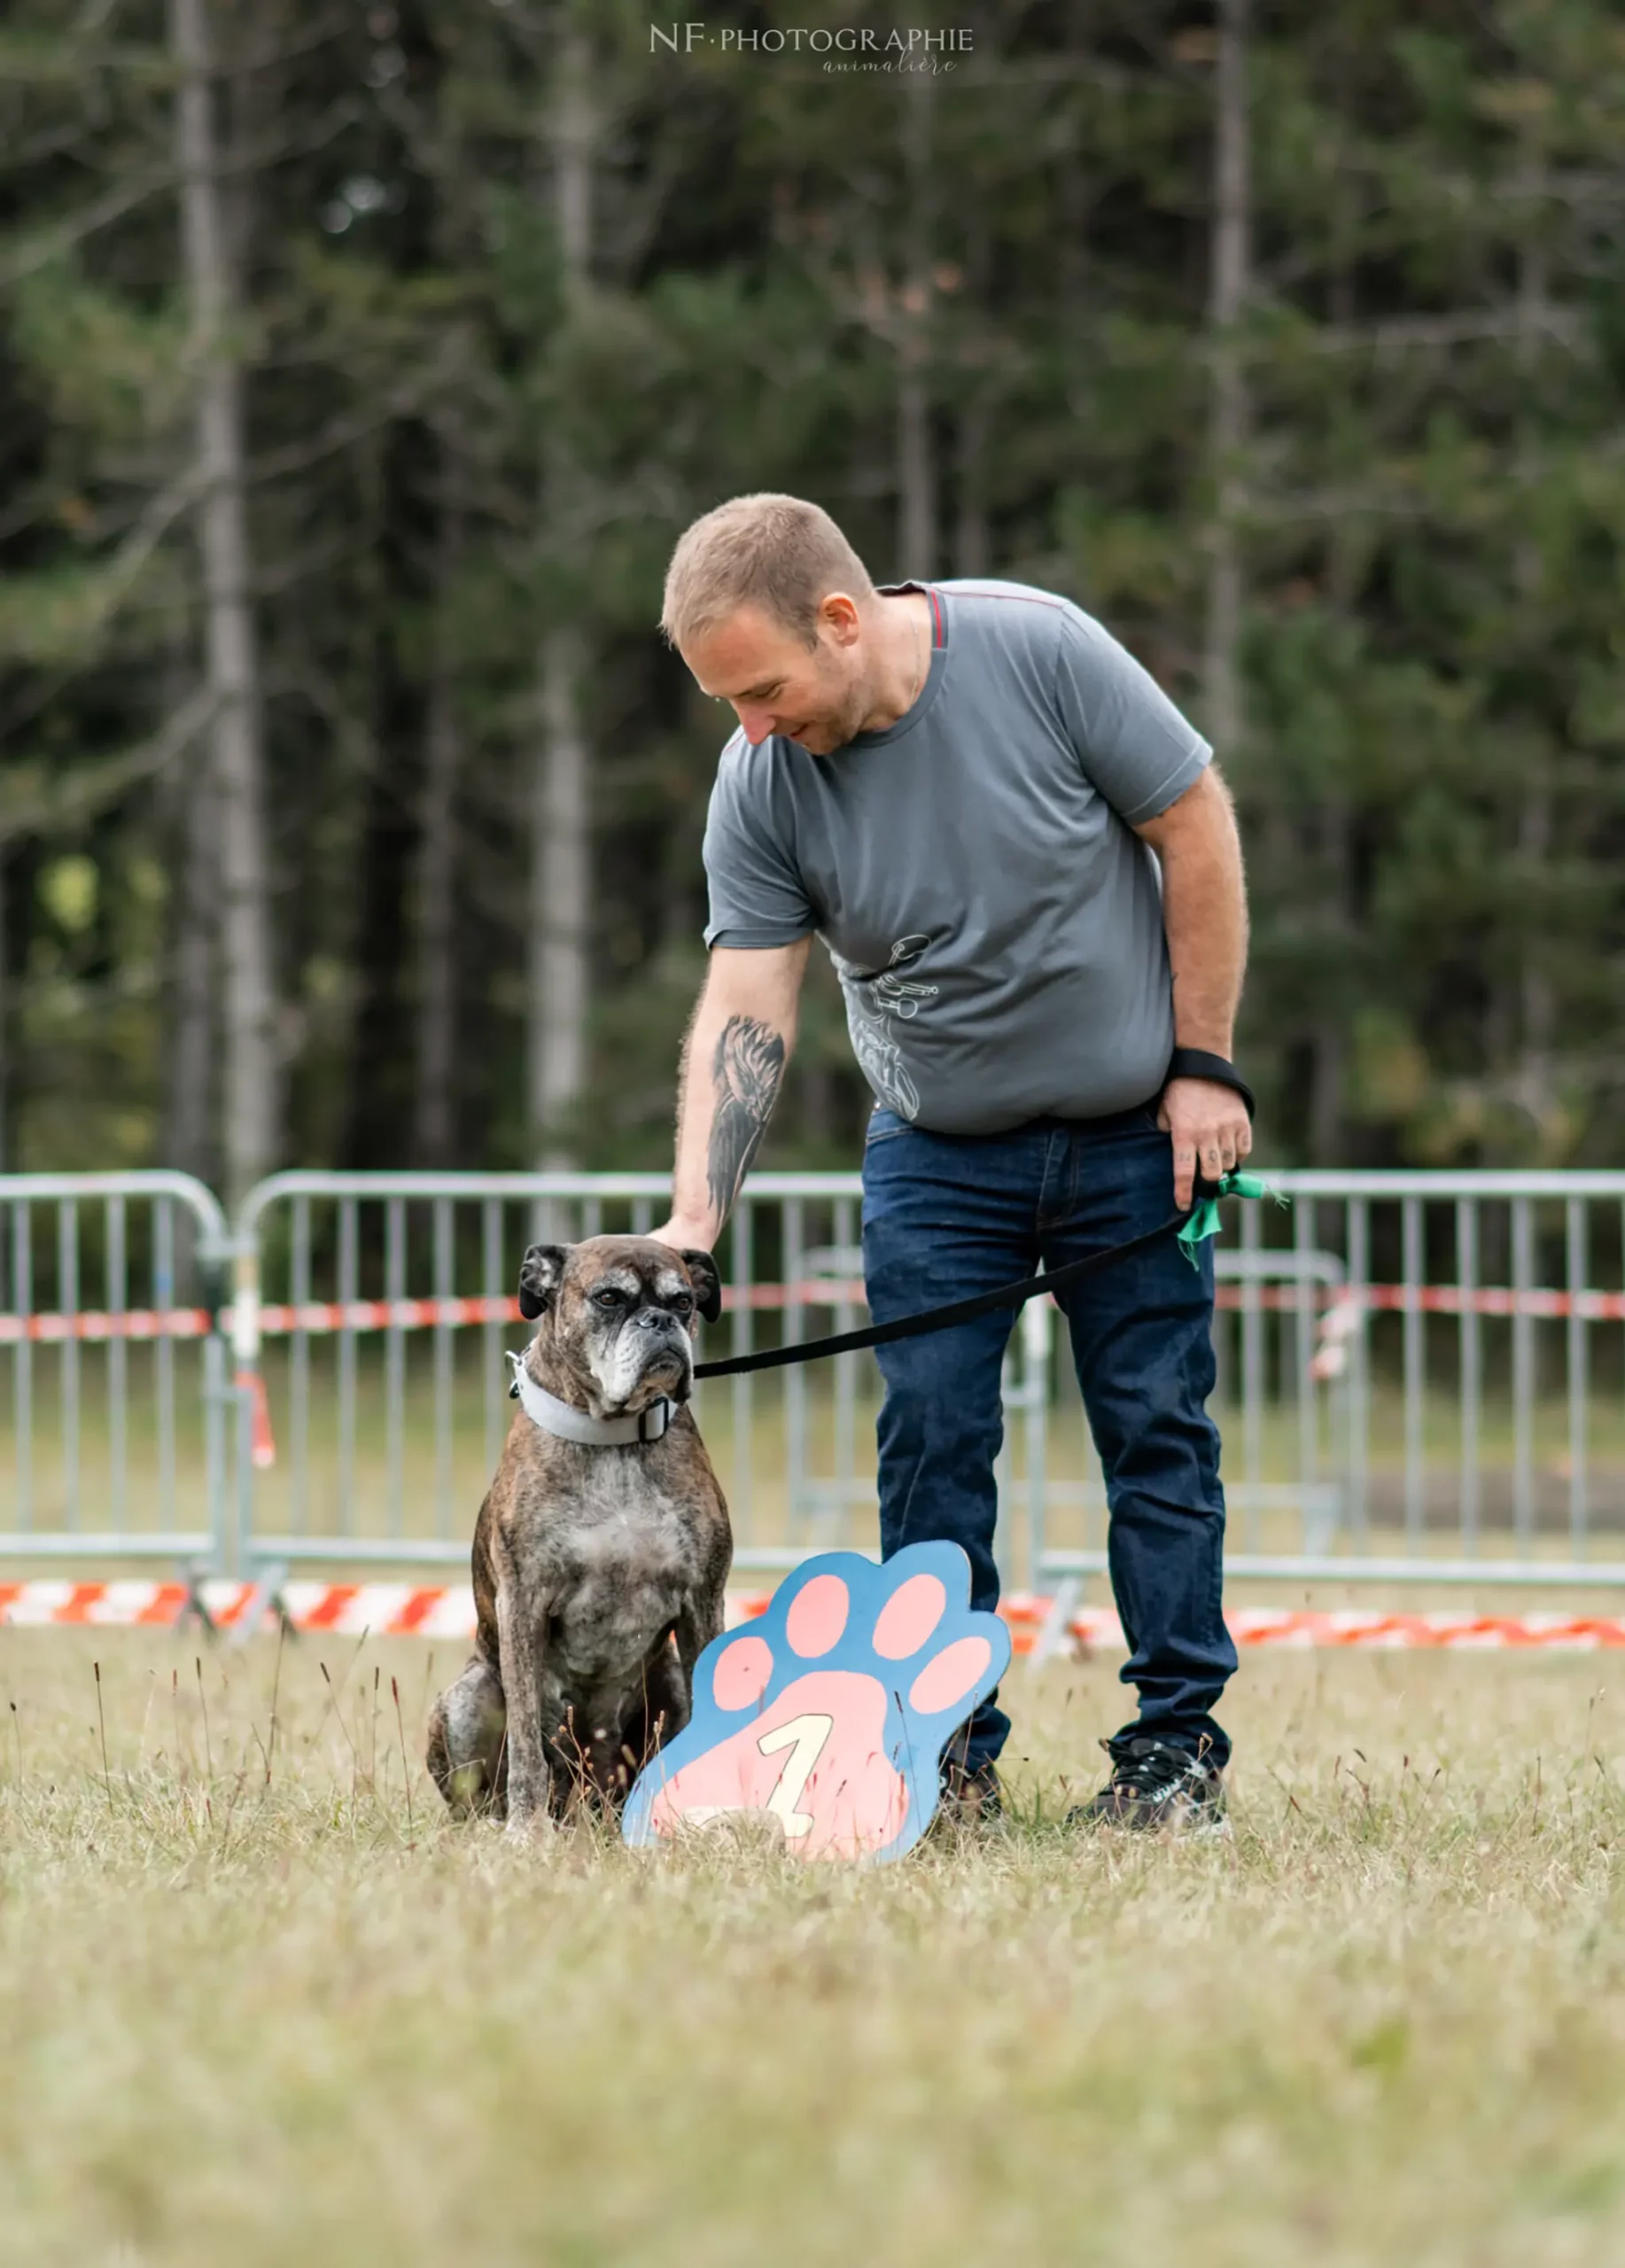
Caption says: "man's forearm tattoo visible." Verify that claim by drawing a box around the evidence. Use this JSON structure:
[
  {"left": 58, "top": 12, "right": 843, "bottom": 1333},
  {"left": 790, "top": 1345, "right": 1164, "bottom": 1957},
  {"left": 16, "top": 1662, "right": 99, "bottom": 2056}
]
[{"left": 707, "top": 1015, "right": 786, "bottom": 1221}]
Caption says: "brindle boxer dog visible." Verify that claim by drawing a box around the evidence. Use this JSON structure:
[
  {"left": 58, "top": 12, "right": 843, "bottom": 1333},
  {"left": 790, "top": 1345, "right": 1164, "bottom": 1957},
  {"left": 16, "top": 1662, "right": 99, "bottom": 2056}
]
[{"left": 425, "top": 1237, "right": 729, "bottom": 1832}]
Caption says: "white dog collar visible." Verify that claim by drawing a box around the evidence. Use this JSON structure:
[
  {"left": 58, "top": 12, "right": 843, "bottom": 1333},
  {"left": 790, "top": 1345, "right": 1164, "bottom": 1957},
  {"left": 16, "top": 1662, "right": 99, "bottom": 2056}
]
[{"left": 506, "top": 1352, "right": 676, "bottom": 1447}]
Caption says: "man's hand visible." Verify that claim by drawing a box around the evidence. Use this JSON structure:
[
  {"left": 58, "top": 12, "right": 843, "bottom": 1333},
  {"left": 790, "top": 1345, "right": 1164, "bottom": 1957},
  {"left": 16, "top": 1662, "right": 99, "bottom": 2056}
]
[
  {"left": 648, "top": 1216, "right": 719, "bottom": 1253},
  {"left": 1158, "top": 1076, "right": 1252, "bottom": 1211}
]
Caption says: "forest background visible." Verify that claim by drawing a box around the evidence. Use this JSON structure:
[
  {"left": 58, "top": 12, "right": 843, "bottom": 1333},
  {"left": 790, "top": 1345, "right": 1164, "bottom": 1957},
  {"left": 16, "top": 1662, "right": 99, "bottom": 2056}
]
[{"left": 3, "top": 0, "right": 1623, "bottom": 1205}]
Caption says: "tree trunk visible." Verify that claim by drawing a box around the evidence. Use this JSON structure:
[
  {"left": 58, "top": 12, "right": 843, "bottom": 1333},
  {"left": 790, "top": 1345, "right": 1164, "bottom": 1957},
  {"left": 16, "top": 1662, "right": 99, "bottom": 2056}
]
[
  {"left": 1309, "top": 1013, "right": 1345, "bottom": 1166},
  {"left": 530, "top": 624, "right": 589, "bottom": 1165},
  {"left": 529, "top": 23, "right": 595, "bottom": 1169},
  {"left": 953, "top": 400, "right": 988, "bottom": 579},
  {"left": 413, "top": 504, "right": 463, "bottom": 1169},
  {"left": 1313, "top": 520, "right": 1359, "bottom": 1165},
  {"left": 1057, "top": 0, "right": 1092, "bottom": 319},
  {"left": 1513, "top": 141, "right": 1552, "bottom": 1136},
  {"left": 1203, "top": 0, "right": 1250, "bottom": 756},
  {"left": 1310, "top": 791, "right": 1350, "bottom": 1161},
  {"left": 164, "top": 734, "right": 219, "bottom": 1184},
  {"left": 954, "top": 209, "right": 992, "bottom": 579},
  {"left": 1517, "top": 785, "right": 1553, "bottom": 1130},
  {"left": 340, "top": 414, "right": 434, "bottom": 1170},
  {"left": 171, "top": 0, "right": 276, "bottom": 1205},
  {"left": 896, "top": 74, "right": 937, "bottom": 579},
  {"left": 0, "top": 854, "right": 8, "bottom": 1174},
  {"left": 0, "top": 843, "right": 37, "bottom": 1174}
]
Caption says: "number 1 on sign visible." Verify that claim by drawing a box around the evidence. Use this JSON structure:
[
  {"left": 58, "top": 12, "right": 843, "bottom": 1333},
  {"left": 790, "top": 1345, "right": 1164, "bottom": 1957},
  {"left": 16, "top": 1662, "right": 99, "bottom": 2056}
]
[{"left": 756, "top": 1713, "right": 834, "bottom": 1838}]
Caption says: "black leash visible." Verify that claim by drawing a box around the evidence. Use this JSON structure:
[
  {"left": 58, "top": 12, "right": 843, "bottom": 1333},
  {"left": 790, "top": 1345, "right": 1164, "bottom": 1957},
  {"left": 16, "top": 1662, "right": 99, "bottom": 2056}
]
[
  {"left": 690, "top": 1059, "right": 1263, "bottom": 1381},
  {"left": 694, "top": 1204, "right": 1191, "bottom": 1381}
]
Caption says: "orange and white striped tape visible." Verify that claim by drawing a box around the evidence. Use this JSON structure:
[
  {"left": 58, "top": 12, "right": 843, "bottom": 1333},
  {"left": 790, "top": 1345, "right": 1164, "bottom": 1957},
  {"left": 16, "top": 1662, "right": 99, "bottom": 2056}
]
[
  {"left": 5, "top": 1278, "right": 1623, "bottom": 1348},
  {"left": 0, "top": 1285, "right": 852, "bottom": 1345},
  {"left": 0, "top": 1306, "right": 214, "bottom": 1344},
  {"left": 3, "top": 1581, "right": 1624, "bottom": 1651},
  {"left": 0, "top": 1579, "right": 477, "bottom": 1638},
  {"left": 1052, "top": 1607, "right": 1625, "bottom": 1651}
]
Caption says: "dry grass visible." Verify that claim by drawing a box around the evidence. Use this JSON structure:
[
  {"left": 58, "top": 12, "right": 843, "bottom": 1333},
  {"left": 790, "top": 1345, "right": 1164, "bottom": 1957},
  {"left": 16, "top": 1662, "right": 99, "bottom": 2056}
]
[{"left": 2, "top": 1631, "right": 1624, "bottom": 2265}]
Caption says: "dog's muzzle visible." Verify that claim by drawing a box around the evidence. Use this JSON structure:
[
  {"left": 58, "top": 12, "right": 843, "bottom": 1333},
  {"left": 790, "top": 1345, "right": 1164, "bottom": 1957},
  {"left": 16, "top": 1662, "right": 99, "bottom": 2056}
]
[{"left": 628, "top": 1308, "right": 693, "bottom": 1373}]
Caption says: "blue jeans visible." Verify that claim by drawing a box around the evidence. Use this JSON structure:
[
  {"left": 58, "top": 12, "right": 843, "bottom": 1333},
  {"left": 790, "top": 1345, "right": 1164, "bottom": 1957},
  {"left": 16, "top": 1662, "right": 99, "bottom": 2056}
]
[{"left": 861, "top": 1102, "right": 1236, "bottom": 1773}]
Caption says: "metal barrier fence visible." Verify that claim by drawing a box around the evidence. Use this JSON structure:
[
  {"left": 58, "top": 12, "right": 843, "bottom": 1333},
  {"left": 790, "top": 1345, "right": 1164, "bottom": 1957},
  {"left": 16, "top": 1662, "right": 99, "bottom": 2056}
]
[
  {"left": 1036, "top": 1170, "right": 1625, "bottom": 1610},
  {"left": 9, "top": 1168, "right": 1625, "bottom": 1593},
  {"left": 0, "top": 1173, "right": 232, "bottom": 1563},
  {"left": 230, "top": 1171, "right": 901, "bottom": 1576}
]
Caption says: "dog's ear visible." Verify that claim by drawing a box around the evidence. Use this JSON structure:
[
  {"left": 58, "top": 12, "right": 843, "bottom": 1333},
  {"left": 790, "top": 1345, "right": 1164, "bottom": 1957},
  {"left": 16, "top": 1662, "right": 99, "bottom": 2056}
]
[
  {"left": 517, "top": 1243, "right": 570, "bottom": 1322},
  {"left": 679, "top": 1248, "right": 723, "bottom": 1325}
]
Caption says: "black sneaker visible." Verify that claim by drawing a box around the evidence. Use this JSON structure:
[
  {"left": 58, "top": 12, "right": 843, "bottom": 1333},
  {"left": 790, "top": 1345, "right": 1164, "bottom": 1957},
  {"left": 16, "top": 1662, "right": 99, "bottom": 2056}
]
[
  {"left": 1067, "top": 1736, "right": 1230, "bottom": 1837},
  {"left": 934, "top": 1757, "right": 1005, "bottom": 1834}
]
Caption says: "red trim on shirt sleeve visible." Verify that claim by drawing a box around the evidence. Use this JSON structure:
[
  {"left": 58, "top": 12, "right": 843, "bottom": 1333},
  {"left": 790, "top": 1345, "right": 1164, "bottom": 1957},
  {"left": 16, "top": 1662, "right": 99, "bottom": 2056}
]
[{"left": 929, "top": 586, "right": 944, "bottom": 647}]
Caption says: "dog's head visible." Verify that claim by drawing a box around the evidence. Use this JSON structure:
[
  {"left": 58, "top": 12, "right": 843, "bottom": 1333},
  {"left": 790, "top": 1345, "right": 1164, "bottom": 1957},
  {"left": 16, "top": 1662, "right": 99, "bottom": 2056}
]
[{"left": 517, "top": 1236, "right": 722, "bottom": 1415}]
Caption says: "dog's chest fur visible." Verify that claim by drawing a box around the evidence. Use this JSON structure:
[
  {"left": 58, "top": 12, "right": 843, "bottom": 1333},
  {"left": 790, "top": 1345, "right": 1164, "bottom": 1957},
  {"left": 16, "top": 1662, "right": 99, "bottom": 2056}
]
[
  {"left": 474, "top": 1416, "right": 728, "bottom": 1713},
  {"left": 540, "top": 1464, "right": 710, "bottom": 1685}
]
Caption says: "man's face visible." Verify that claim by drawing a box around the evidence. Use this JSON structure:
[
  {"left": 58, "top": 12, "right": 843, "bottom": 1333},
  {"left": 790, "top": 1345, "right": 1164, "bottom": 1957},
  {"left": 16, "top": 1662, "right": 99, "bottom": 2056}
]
[{"left": 682, "top": 598, "right": 870, "bottom": 755}]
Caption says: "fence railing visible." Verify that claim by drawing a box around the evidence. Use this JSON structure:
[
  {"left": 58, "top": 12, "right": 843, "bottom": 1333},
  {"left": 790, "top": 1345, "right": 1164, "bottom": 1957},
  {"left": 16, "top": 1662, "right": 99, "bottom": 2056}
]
[
  {"left": 0, "top": 1173, "right": 232, "bottom": 1563},
  {"left": 1035, "top": 1170, "right": 1625, "bottom": 1607},
  {"left": 8, "top": 1168, "right": 1625, "bottom": 1593},
  {"left": 231, "top": 1171, "right": 891, "bottom": 1575}
]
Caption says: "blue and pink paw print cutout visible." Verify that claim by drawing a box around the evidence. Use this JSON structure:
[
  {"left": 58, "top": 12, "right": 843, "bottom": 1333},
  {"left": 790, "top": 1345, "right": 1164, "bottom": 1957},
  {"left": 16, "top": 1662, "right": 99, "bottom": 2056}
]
[{"left": 622, "top": 1542, "right": 1010, "bottom": 1863}]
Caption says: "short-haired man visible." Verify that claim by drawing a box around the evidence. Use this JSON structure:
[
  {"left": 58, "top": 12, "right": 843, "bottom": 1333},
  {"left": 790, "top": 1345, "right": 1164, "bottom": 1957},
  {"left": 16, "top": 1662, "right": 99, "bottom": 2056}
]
[{"left": 652, "top": 493, "right": 1250, "bottom": 1833}]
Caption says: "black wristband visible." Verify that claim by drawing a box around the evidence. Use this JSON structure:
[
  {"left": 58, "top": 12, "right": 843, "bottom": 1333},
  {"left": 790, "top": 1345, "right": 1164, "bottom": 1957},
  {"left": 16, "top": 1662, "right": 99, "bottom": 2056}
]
[{"left": 1165, "top": 1048, "right": 1256, "bottom": 1122}]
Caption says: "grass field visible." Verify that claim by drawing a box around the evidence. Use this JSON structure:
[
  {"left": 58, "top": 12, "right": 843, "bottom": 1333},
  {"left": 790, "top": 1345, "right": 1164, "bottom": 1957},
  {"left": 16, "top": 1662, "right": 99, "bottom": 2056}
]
[{"left": 3, "top": 1632, "right": 1624, "bottom": 2264}]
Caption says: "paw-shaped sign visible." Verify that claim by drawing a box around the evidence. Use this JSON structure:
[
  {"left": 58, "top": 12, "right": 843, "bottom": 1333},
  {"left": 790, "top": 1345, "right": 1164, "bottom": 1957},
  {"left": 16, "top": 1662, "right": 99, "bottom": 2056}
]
[{"left": 622, "top": 1542, "right": 1010, "bottom": 1864}]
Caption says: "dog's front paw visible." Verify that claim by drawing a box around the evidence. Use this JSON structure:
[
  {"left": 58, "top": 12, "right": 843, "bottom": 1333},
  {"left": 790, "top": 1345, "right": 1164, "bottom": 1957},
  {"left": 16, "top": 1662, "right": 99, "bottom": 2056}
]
[{"left": 621, "top": 1543, "right": 1008, "bottom": 1864}]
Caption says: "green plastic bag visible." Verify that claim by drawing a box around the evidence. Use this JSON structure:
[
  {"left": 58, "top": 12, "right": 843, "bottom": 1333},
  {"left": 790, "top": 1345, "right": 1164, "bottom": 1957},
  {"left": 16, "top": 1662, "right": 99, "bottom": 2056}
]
[{"left": 1176, "top": 1169, "right": 1285, "bottom": 1268}]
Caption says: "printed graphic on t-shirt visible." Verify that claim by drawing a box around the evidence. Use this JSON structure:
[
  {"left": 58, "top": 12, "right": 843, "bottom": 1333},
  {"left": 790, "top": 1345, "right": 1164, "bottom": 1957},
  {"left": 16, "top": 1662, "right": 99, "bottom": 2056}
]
[{"left": 830, "top": 934, "right": 938, "bottom": 1121}]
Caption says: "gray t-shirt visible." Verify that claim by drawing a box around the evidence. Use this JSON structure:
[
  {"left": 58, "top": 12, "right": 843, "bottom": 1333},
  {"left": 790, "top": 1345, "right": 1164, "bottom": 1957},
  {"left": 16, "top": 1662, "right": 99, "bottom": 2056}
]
[{"left": 702, "top": 578, "right": 1211, "bottom": 1135}]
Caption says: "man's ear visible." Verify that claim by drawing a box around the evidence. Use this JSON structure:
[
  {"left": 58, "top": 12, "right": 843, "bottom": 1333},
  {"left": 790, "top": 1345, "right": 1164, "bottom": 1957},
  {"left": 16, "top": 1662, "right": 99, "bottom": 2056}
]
[
  {"left": 517, "top": 1243, "right": 570, "bottom": 1322},
  {"left": 679, "top": 1248, "right": 723, "bottom": 1325}
]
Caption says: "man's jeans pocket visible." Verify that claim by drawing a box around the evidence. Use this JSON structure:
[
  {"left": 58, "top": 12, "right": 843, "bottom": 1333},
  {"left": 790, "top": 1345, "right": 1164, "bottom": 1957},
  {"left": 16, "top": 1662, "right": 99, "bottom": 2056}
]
[{"left": 864, "top": 1108, "right": 910, "bottom": 1147}]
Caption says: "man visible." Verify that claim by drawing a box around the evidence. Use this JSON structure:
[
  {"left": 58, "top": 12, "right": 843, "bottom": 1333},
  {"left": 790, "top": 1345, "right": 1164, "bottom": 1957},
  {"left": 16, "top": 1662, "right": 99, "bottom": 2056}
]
[{"left": 650, "top": 492, "right": 1250, "bottom": 1834}]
